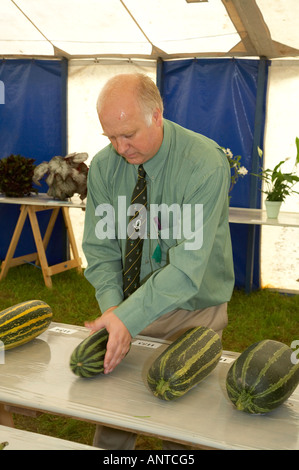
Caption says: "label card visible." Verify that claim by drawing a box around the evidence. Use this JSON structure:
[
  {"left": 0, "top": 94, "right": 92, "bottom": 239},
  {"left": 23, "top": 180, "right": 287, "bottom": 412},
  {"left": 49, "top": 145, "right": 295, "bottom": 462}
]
[
  {"left": 132, "top": 339, "right": 162, "bottom": 349},
  {"left": 49, "top": 326, "right": 77, "bottom": 335},
  {"left": 219, "top": 355, "right": 235, "bottom": 364}
]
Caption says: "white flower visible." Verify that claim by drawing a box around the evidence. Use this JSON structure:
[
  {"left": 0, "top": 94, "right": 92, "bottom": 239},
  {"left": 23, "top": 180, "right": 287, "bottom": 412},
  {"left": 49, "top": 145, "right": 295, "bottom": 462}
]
[
  {"left": 223, "top": 148, "right": 233, "bottom": 159},
  {"left": 238, "top": 166, "right": 248, "bottom": 175},
  {"left": 221, "top": 145, "right": 247, "bottom": 194}
]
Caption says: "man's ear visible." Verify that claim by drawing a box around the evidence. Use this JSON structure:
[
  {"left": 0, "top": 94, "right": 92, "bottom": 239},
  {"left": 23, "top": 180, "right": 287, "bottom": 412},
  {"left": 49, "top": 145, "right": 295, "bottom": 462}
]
[{"left": 152, "top": 108, "right": 163, "bottom": 127}]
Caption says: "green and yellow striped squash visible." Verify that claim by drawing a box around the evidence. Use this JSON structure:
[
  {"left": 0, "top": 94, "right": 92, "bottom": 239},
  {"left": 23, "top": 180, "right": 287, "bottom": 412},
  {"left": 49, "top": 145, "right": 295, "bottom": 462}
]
[
  {"left": 226, "top": 339, "right": 299, "bottom": 414},
  {"left": 70, "top": 328, "right": 109, "bottom": 378},
  {"left": 147, "top": 326, "right": 222, "bottom": 400},
  {"left": 0, "top": 300, "right": 53, "bottom": 350}
]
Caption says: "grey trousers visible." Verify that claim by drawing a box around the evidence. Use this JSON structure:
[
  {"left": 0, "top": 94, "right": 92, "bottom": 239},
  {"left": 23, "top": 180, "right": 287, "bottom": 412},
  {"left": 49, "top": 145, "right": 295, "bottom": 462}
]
[{"left": 93, "top": 303, "right": 228, "bottom": 450}]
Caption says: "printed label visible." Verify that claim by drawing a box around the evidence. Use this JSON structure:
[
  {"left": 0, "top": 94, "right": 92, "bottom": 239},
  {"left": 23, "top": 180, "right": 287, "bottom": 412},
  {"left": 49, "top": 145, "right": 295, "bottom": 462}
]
[
  {"left": 132, "top": 339, "right": 162, "bottom": 349},
  {"left": 219, "top": 355, "right": 235, "bottom": 364},
  {"left": 49, "top": 326, "right": 77, "bottom": 335}
]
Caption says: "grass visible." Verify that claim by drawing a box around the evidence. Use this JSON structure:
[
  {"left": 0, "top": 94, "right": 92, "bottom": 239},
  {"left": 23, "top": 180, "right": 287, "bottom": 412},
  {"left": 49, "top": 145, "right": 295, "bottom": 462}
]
[
  {"left": 222, "top": 288, "right": 299, "bottom": 352},
  {"left": 0, "top": 264, "right": 298, "bottom": 449}
]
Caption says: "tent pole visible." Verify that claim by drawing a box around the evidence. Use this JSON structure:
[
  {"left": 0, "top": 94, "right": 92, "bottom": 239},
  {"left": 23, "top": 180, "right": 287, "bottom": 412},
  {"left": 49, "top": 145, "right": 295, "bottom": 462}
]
[
  {"left": 156, "top": 58, "right": 164, "bottom": 98},
  {"left": 245, "top": 57, "right": 269, "bottom": 292},
  {"left": 61, "top": 57, "right": 68, "bottom": 156},
  {"left": 60, "top": 57, "right": 69, "bottom": 261},
  {"left": 249, "top": 56, "right": 269, "bottom": 209}
]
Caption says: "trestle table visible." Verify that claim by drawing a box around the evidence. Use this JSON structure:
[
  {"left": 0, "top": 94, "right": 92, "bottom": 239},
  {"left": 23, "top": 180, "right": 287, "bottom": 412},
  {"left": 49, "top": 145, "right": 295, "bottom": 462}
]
[{"left": 0, "top": 322, "right": 298, "bottom": 450}]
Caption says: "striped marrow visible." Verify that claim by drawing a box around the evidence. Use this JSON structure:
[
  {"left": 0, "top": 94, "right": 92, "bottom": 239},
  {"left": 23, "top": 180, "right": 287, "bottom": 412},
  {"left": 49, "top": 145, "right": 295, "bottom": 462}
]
[
  {"left": 70, "top": 328, "right": 109, "bottom": 378},
  {"left": 147, "top": 326, "right": 222, "bottom": 400},
  {"left": 226, "top": 339, "right": 299, "bottom": 414},
  {"left": 0, "top": 300, "right": 52, "bottom": 350}
]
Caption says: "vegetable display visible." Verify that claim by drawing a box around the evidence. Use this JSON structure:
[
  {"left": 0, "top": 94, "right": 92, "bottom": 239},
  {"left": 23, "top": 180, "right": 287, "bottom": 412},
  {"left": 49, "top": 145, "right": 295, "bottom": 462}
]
[
  {"left": 147, "top": 326, "right": 222, "bottom": 400},
  {"left": 226, "top": 339, "right": 299, "bottom": 414},
  {"left": 0, "top": 300, "right": 52, "bottom": 350}
]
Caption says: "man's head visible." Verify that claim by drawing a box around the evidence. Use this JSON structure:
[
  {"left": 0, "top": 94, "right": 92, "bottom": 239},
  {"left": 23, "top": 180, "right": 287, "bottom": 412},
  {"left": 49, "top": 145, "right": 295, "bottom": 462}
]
[{"left": 97, "top": 73, "right": 164, "bottom": 165}]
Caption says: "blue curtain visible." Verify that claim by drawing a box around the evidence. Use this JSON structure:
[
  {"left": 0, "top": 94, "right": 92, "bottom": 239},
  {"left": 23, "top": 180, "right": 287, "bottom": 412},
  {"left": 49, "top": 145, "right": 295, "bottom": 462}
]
[
  {"left": 0, "top": 59, "right": 67, "bottom": 265},
  {"left": 159, "top": 58, "right": 269, "bottom": 289}
]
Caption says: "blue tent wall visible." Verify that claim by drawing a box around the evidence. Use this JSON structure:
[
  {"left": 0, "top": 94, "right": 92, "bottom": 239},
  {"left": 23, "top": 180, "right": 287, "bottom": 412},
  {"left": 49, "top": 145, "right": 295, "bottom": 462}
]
[
  {"left": 0, "top": 59, "right": 67, "bottom": 266},
  {"left": 158, "top": 58, "right": 269, "bottom": 289}
]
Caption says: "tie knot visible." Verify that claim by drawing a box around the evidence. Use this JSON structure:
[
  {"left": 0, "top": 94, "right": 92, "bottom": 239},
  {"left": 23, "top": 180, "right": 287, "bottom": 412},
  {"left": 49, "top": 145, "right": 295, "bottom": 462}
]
[{"left": 138, "top": 165, "right": 146, "bottom": 178}]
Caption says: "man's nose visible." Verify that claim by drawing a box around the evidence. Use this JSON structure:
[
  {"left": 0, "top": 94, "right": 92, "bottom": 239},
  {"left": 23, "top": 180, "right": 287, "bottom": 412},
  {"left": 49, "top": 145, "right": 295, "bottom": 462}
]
[{"left": 115, "top": 137, "right": 129, "bottom": 155}]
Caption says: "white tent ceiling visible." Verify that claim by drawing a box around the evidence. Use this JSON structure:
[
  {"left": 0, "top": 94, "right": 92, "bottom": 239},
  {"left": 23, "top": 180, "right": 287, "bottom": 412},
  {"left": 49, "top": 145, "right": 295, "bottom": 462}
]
[{"left": 1, "top": 0, "right": 299, "bottom": 60}]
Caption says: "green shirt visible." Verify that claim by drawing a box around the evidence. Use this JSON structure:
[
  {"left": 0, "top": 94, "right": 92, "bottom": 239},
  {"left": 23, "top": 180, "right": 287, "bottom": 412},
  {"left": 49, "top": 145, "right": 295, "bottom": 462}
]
[{"left": 83, "top": 119, "right": 235, "bottom": 337}]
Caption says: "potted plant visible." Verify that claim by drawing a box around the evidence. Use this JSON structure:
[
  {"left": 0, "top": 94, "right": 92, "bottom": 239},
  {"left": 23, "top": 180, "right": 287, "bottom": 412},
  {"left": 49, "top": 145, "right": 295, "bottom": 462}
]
[
  {"left": 254, "top": 137, "right": 299, "bottom": 218},
  {"left": 0, "top": 154, "right": 37, "bottom": 197},
  {"left": 33, "top": 152, "right": 88, "bottom": 201}
]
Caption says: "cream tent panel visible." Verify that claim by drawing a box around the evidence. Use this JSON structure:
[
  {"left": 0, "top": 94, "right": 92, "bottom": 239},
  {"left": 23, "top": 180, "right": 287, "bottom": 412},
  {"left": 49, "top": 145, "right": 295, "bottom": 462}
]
[
  {"left": 257, "top": 0, "right": 299, "bottom": 52},
  {"left": 261, "top": 60, "right": 299, "bottom": 291},
  {"left": 263, "top": 60, "right": 299, "bottom": 213},
  {"left": 1, "top": 0, "right": 299, "bottom": 60}
]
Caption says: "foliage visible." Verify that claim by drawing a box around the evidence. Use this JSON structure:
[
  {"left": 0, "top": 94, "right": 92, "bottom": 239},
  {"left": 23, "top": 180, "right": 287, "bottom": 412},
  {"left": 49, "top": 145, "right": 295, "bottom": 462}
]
[
  {"left": 221, "top": 147, "right": 248, "bottom": 194},
  {"left": 254, "top": 137, "right": 299, "bottom": 202},
  {"left": 0, "top": 154, "right": 37, "bottom": 197},
  {"left": 33, "top": 152, "right": 88, "bottom": 201}
]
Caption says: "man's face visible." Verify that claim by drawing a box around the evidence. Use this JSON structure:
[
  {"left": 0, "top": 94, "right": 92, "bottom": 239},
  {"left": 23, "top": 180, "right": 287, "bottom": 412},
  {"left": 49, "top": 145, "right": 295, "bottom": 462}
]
[{"left": 99, "top": 93, "right": 163, "bottom": 165}]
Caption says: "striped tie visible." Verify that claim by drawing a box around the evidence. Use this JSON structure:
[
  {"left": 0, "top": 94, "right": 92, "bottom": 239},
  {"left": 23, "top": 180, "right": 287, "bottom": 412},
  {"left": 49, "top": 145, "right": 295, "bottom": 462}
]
[{"left": 123, "top": 165, "right": 147, "bottom": 299}]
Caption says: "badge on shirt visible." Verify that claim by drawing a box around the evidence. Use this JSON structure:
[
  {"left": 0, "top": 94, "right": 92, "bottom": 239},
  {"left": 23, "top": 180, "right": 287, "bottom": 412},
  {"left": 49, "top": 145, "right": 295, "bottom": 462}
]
[{"left": 152, "top": 216, "right": 162, "bottom": 263}]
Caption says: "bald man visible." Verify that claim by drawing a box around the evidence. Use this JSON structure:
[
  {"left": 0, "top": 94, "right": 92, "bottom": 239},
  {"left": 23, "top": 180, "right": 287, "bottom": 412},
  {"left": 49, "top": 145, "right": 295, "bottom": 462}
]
[{"left": 82, "top": 73, "right": 234, "bottom": 449}]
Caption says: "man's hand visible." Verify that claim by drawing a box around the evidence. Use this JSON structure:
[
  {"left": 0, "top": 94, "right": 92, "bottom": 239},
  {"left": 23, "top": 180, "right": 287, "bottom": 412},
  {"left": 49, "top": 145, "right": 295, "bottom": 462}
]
[{"left": 85, "top": 306, "right": 132, "bottom": 374}]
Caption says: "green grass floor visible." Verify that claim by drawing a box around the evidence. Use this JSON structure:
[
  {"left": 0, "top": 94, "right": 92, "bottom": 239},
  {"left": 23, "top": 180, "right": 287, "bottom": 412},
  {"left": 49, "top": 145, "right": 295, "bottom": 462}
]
[{"left": 0, "top": 265, "right": 298, "bottom": 449}]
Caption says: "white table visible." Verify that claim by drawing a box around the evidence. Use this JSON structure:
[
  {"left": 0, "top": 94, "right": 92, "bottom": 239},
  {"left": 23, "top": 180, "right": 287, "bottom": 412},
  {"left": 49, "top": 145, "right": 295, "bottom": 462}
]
[
  {"left": 0, "top": 322, "right": 298, "bottom": 450},
  {"left": 0, "top": 424, "right": 99, "bottom": 450},
  {"left": 0, "top": 193, "right": 85, "bottom": 288},
  {"left": 229, "top": 207, "right": 299, "bottom": 228},
  {"left": 229, "top": 207, "right": 299, "bottom": 292}
]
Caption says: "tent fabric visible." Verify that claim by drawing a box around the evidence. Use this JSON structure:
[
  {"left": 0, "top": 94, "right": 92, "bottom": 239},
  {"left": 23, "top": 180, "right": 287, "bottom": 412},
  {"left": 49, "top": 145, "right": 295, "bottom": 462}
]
[
  {"left": 0, "top": 59, "right": 67, "bottom": 265},
  {"left": 0, "top": 0, "right": 299, "bottom": 60},
  {"left": 0, "top": 59, "right": 66, "bottom": 160},
  {"left": 161, "top": 58, "right": 261, "bottom": 203},
  {"left": 160, "top": 58, "right": 268, "bottom": 288}
]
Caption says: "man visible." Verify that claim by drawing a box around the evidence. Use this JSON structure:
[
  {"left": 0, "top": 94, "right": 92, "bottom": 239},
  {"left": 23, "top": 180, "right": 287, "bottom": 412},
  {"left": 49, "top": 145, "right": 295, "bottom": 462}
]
[{"left": 82, "top": 73, "right": 235, "bottom": 449}]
